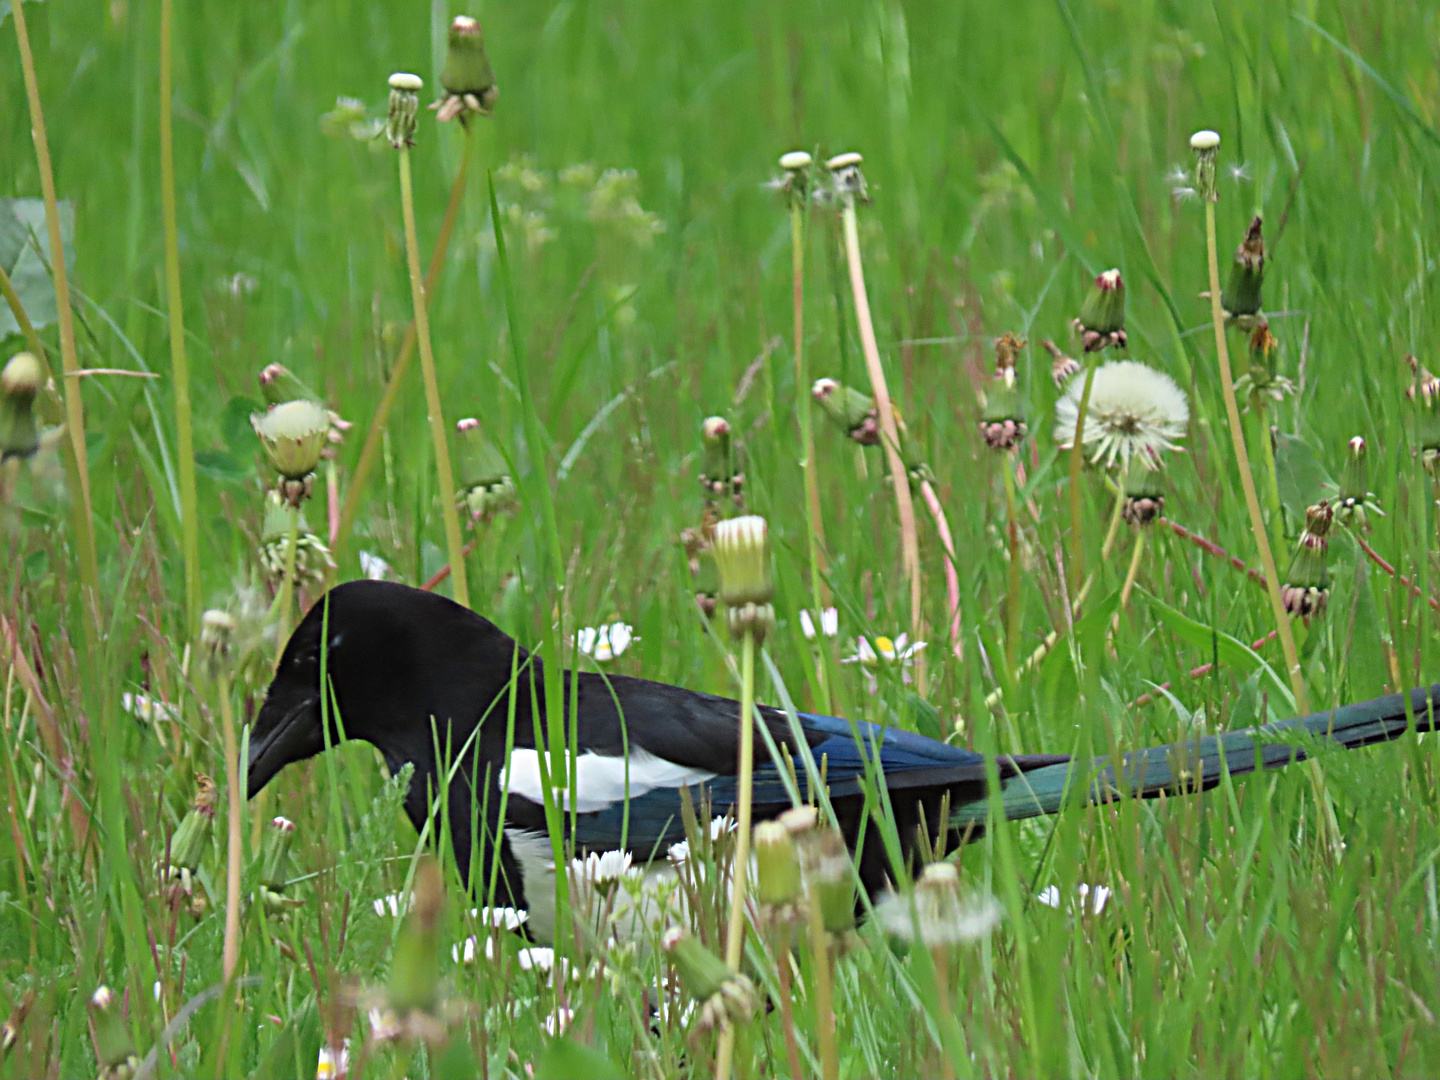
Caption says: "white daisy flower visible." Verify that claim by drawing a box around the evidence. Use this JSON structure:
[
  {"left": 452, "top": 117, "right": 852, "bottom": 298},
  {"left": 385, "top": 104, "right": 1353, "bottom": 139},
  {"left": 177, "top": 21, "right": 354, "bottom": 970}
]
[
  {"left": 316, "top": 1041, "right": 350, "bottom": 1080},
  {"left": 1037, "top": 882, "right": 1113, "bottom": 915},
  {"left": 358, "top": 551, "right": 393, "bottom": 581},
  {"left": 570, "top": 849, "right": 635, "bottom": 890},
  {"left": 667, "top": 839, "right": 691, "bottom": 864},
  {"left": 452, "top": 935, "right": 497, "bottom": 965},
  {"left": 574, "top": 622, "right": 637, "bottom": 662},
  {"left": 799, "top": 607, "right": 839, "bottom": 639},
  {"left": 470, "top": 906, "right": 528, "bottom": 931},
  {"left": 372, "top": 893, "right": 411, "bottom": 918},
  {"left": 842, "top": 632, "right": 927, "bottom": 667},
  {"left": 709, "top": 814, "right": 737, "bottom": 841},
  {"left": 121, "top": 692, "right": 180, "bottom": 724},
  {"left": 367, "top": 1007, "right": 402, "bottom": 1042},
  {"left": 1036, "top": 885, "right": 1062, "bottom": 909},
  {"left": 517, "top": 946, "right": 554, "bottom": 973},
  {"left": 1054, "top": 360, "right": 1189, "bottom": 469}
]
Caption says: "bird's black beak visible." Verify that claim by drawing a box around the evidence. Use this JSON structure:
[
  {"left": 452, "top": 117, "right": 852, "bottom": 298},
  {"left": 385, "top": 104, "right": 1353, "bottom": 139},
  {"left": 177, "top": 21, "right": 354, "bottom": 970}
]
[{"left": 246, "top": 692, "right": 322, "bottom": 799}]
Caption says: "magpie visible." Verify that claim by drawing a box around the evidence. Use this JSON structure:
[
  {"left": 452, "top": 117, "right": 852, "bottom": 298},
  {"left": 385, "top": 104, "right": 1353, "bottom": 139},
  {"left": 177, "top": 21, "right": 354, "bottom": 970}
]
[{"left": 248, "top": 580, "right": 1439, "bottom": 941}]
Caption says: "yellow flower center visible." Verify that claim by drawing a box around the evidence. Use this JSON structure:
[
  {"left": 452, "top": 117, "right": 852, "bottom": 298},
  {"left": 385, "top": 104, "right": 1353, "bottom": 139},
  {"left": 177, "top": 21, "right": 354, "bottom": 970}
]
[{"left": 874, "top": 636, "right": 895, "bottom": 659}]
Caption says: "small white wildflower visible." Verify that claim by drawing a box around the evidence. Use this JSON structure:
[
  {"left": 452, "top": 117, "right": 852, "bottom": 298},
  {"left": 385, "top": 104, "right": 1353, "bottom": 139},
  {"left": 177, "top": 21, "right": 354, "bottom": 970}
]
[
  {"left": 667, "top": 838, "right": 691, "bottom": 864},
  {"left": 358, "top": 551, "right": 393, "bottom": 581},
  {"left": 121, "top": 692, "right": 180, "bottom": 724},
  {"left": 574, "top": 622, "right": 636, "bottom": 662},
  {"left": 571, "top": 849, "right": 635, "bottom": 890},
  {"left": 710, "top": 814, "right": 737, "bottom": 840},
  {"left": 452, "top": 935, "right": 497, "bottom": 964},
  {"left": 1036, "top": 885, "right": 1062, "bottom": 909},
  {"left": 152, "top": 981, "right": 162, "bottom": 1002},
  {"left": 799, "top": 607, "right": 839, "bottom": 640},
  {"left": 372, "top": 893, "right": 410, "bottom": 918},
  {"left": 471, "top": 906, "right": 528, "bottom": 930},
  {"left": 517, "top": 946, "right": 554, "bottom": 973},
  {"left": 1054, "top": 360, "right": 1189, "bottom": 469},
  {"left": 367, "top": 1007, "right": 402, "bottom": 1042},
  {"left": 1077, "top": 882, "right": 1112, "bottom": 915},
  {"left": 875, "top": 864, "right": 1003, "bottom": 948},
  {"left": 544, "top": 1007, "right": 575, "bottom": 1037},
  {"left": 842, "top": 633, "right": 927, "bottom": 691}
]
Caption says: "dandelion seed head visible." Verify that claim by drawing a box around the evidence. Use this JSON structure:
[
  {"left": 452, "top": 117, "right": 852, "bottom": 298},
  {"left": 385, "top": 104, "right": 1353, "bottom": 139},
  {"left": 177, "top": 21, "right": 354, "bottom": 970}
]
[{"left": 1054, "top": 360, "right": 1189, "bottom": 469}]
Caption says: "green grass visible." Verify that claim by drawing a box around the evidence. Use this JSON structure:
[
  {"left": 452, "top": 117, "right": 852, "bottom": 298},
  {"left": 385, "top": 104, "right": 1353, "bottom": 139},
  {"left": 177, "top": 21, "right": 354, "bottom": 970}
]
[{"left": 4, "top": 0, "right": 1440, "bottom": 1075}]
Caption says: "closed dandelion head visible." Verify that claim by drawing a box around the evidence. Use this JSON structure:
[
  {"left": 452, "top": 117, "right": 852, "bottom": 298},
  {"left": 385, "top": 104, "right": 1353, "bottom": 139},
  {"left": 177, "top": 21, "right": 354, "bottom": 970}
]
[
  {"left": 1054, "top": 360, "right": 1189, "bottom": 470},
  {"left": 875, "top": 863, "right": 1002, "bottom": 948},
  {"left": 1121, "top": 461, "right": 1165, "bottom": 527},
  {"left": 1074, "top": 269, "right": 1127, "bottom": 352},
  {"left": 1406, "top": 356, "right": 1440, "bottom": 469},
  {"left": 435, "top": 15, "right": 497, "bottom": 125},
  {"left": 1234, "top": 321, "right": 1294, "bottom": 405},
  {"left": 253, "top": 398, "right": 328, "bottom": 504},
  {"left": 455, "top": 418, "right": 516, "bottom": 523},
  {"left": 386, "top": 72, "right": 423, "bottom": 149},
  {"left": 661, "top": 925, "right": 757, "bottom": 1031},
  {"left": 712, "top": 515, "right": 774, "bottom": 639},
  {"left": 979, "top": 334, "right": 1027, "bottom": 450},
  {"left": 699, "top": 415, "right": 743, "bottom": 502},
  {"left": 0, "top": 351, "right": 42, "bottom": 462},
  {"left": 1336, "top": 435, "right": 1380, "bottom": 527},
  {"left": 1281, "top": 501, "right": 1333, "bottom": 619},
  {"left": 813, "top": 377, "right": 879, "bottom": 445}
]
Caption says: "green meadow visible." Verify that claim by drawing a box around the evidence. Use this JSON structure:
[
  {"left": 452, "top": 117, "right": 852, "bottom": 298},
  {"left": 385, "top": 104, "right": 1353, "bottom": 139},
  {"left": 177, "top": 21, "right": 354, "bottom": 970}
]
[{"left": 4, "top": 0, "right": 1440, "bottom": 1075}]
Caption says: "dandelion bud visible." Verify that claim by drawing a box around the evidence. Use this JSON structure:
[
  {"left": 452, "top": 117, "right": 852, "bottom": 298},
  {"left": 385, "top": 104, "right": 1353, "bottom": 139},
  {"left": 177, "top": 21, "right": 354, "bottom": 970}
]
[
  {"left": 754, "top": 821, "right": 801, "bottom": 907},
  {"left": 259, "top": 815, "right": 296, "bottom": 891},
  {"left": 386, "top": 857, "right": 443, "bottom": 1018},
  {"left": 699, "top": 415, "right": 744, "bottom": 502},
  {"left": 1042, "top": 339, "right": 1080, "bottom": 387},
  {"left": 435, "top": 15, "right": 497, "bottom": 124},
  {"left": 0, "top": 352, "right": 41, "bottom": 462},
  {"left": 258, "top": 363, "right": 318, "bottom": 406},
  {"left": 254, "top": 399, "right": 328, "bottom": 505},
  {"left": 166, "top": 775, "right": 217, "bottom": 872},
  {"left": 1121, "top": 464, "right": 1164, "bottom": 526},
  {"left": 812, "top": 377, "right": 879, "bottom": 445},
  {"left": 1222, "top": 216, "right": 1266, "bottom": 318},
  {"left": 1189, "top": 129, "right": 1221, "bottom": 202},
  {"left": 89, "top": 986, "right": 138, "bottom": 1078},
  {"left": 455, "top": 418, "right": 517, "bottom": 523},
  {"left": 875, "top": 863, "right": 1003, "bottom": 948},
  {"left": 1281, "top": 501, "right": 1333, "bottom": 619},
  {"left": 660, "top": 925, "right": 757, "bottom": 1032},
  {"left": 386, "top": 72, "right": 423, "bottom": 149},
  {"left": 199, "top": 610, "right": 237, "bottom": 680},
  {"left": 258, "top": 491, "right": 335, "bottom": 590},
  {"left": 1074, "top": 269, "right": 1127, "bottom": 352},
  {"left": 712, "top": 515, "right": 774, "bottom": 640},
  {"left": 807, "top": 828, "right": 856, "bottom": 934},
  {"left": 1336, "top": 436, "right": 1377, "bottom": 528}
]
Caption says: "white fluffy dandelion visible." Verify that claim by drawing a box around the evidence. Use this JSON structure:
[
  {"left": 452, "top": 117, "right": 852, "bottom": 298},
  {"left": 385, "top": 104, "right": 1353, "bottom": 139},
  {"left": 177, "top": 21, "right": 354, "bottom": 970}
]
[
  {"left": 1054, "top": 360, "right": 1189, "bottom": 469},
  {"left": 874, "top": 863, "right": 1003, "bottom": 948}
]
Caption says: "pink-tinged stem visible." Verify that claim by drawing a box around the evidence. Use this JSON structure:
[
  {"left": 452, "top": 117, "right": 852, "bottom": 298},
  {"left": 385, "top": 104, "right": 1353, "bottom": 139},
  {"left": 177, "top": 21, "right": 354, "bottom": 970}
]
[{"left": 919, "top": 479, "right": 963, "bottom": 659}]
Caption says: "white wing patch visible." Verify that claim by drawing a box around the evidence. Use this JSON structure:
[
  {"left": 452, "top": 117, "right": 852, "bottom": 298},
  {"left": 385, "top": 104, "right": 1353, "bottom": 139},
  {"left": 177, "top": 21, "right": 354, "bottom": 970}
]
[{"left": 501, "top": 748, "right": 715, "bottom": 813}]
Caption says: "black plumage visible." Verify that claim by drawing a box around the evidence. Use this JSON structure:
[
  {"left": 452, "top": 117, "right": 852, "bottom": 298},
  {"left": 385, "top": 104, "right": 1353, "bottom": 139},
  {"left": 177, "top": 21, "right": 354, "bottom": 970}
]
[{"left": 247, "top": 581, "right": 1438, "bottom": 933}]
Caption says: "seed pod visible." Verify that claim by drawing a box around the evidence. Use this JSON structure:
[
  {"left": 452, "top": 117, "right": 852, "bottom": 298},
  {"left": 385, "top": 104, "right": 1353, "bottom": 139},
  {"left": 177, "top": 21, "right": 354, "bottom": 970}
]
[
  {"left": 254, "top": 399, "right": 328, "bottom": 504},
  {"left": 978, "top": 335, "right": 1027, "bottom": 451},
  {"left": 1189, "top": 130, "right": 1221, "bottom": 202},
  {"left": 0, "top": 352, "right": 41, "bottom": 462},
  {"left": 168, "top": 775, "right": 217, "bottom": 871},
  {"left": 807, "top": 828, "right": 856, "bottom": 935},
  {"left": 1074, "top": 270, "right": 1126, "bottom": 352},
  {"left": 259, "top": 816, "right": 296, "bottom": 891},
  {"left": 1222, "top": 216, "right": 1265, "bottom": 317}
]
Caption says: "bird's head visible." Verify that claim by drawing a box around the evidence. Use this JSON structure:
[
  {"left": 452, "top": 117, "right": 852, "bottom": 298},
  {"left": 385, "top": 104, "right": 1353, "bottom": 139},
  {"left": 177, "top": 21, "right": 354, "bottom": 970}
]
[{"left": 247, "top": 580, "right": 529, "bottom": 799}]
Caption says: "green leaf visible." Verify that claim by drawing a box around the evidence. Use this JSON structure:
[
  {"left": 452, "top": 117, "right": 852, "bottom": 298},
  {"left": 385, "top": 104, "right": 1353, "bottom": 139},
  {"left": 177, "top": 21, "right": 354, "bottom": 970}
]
[
  {"left": 534, "top": 1038, "right": 626, "bottom": 1080},
  {"left": 223, "top": 395, "right": 263, "bottom": 457},
  {"left": 1344, "top": 556, "right": 1390, "bottom": 701},
  {"left": 432, "top": 1035, "right": 482, "bottom": 1080},
  {"left": 252, "top": 998, "right": 320, "bottom": 1080},
  {"left": 1139, "top": 588, "right": 1295, "bottom": 711},
  {"left": 0, "top": 198, "right": 75, "bottom": 337},
  {"left": 1274, "top": 432, "right": 1337, "bottom": 526},
  {"left": 194, "top": 449, "right": 249, "bottom": 486}
]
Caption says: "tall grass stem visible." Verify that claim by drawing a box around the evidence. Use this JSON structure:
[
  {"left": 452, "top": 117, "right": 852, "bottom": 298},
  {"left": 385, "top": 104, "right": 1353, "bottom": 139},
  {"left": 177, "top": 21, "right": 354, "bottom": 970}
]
[
  {"left": 217, "top": 676, "right": 243, "bottom": 982},
  {"left": 11, "top": 0, "right": 101, "bottom": 642},
  {"left": 1203, "top": 201, "right": 1309, "bottom": 712},
  {"left": 159, "top": 0, "right": 202, "bottom": 636},
  {"left": 272, "top": 512, "right": 300, "bottom": 666},
  {"left": 398, "top": 148, "right": 469, "bottom": 609},
  {"left": 1067, "top": 361, "right": 1097, "bottom": 589},
  {"left": 335, "top": 132, "right": 473, "bottom": 559},
  {"left": 715, "top": 631, "right": 756, "bottom": 1080}
]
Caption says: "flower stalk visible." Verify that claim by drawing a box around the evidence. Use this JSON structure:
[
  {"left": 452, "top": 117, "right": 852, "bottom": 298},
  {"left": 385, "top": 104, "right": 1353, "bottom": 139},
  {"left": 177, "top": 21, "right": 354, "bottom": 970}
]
[
  {"left": 201, "top": 610, "right": 243, "bottom": 982},
  {"left": 1192, "top": 129, "right": 1309, "bottom": 713},
  {"left": 829, "top": 153, "right": 925, "bottom": 690},
  {"left": 390, "top": 73, "right": 470, "bottom": 609}
]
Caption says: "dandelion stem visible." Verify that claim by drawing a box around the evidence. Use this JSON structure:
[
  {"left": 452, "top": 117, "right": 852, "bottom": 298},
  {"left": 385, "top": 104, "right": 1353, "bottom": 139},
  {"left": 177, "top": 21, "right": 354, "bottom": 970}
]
[
  {"left": 1158, "top": 516, "right": 1267, "bottom": 588},
  {"left": 1100, "top": 467, "right": 1128, "bottom": 562},
  {"left": 217, "top": 674, "right": 243, "bottom": 983},
  {"left": 793, "top": 191, "right": 831, "bottom": 711},
  {"left": 272, "top": 512, "right": 301, "bottom": 667},
  {"left": 806, "top": 900, "right": 838, "bottom": 1080},
  {"left": 1353, "top": 532, "right": 1440, "bottom": 611},
  {"left": 159, "top": 0, "right": 202, "bottom": 637},
  {"left": 715, "top": 632, "right": 756, "bottom": 1080},
  {"left": 1119, "top": 530, "right": 1146, "bottom": 610},
  {"left": 839, "top": 196, "right": 925, "bottom": 691},
  {"left": 1256, "top": 406, "right": 1287, "bottom": 551},
  {"left": 919, "top": 478, "right": 963, "bottom": 659},
  {"left": 1203, "top": 200, "right": 1309, "bottom": 712},
  {"left": 11, "top": 0, "right": 101, "bottom": 644},
  {"left": 397, "top": 147, "right": 469, "bottom": 609},
  {"left": 1067, "top": 360, "right": 1098, "bottom": 590},
  {"left": 1002, "top": 454, "right": 1023, "bottom": 673},
  {"left": 775, "top": 941, "right": 803, "bottom": 1080},
  {"left": 336, "top": 129, "right": 473, "bottom": 559}
]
